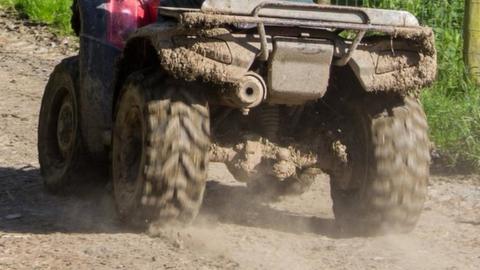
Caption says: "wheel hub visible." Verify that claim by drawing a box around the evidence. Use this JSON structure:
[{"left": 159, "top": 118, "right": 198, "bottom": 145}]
[{"left": 57, "top": 98, "right": 75, "bottom": 158}]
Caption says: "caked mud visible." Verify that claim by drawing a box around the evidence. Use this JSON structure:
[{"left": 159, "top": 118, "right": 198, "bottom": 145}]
[
  {"left": 354, "top": 27, "right": 437, "bottom": 94},
  {"left": 126, "top": 11, "right": 437, "bottom": 98}
]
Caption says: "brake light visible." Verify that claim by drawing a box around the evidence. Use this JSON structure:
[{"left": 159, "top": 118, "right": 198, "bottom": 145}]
[
  {"left": 144, "top": 0, "right": 160, "bottom": 23},
  {"left": 108, "top": 0, "right": 160, "bottom": 48}
]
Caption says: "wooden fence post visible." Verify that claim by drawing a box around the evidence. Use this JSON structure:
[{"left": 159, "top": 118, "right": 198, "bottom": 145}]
[{"left": 464, "top": 0, "right": 480, "bottom": 83}]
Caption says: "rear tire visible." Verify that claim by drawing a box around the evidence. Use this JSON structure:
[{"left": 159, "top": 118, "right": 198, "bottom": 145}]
[
  {"left": 112, "top": 70, "right": 210, "bottom": 228},
  {"left": 38, "top": 57, "right": 90, "bottom": 193},
  {"left": 330, "top": 94, "right": 430, "bottom": 235}
]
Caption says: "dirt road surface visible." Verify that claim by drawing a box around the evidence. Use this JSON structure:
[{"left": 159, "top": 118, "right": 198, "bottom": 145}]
[{"left": 1, "top": 10, "right": 479, "bottom": 270}]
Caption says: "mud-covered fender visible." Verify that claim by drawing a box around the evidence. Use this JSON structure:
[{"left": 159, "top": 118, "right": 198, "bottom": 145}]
[
  {"left": 117, "top": 23, "right": 258, "bottom": 89},
  {"left": 347, "top": 28, "right": 437, "bottom": 94}
]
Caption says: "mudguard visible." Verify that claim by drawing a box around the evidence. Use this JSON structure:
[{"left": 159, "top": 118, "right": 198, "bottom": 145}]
[
  {"left": 123, "top": 23, "right": 258, "bottom": 85},
  {"left": 348, "top": 28, "right": 437, "bottom": 93}
]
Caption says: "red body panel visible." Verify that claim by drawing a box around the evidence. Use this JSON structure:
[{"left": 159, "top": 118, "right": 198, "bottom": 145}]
[{"left": 108, "top": 0, "right": 160, "bottom": 48}]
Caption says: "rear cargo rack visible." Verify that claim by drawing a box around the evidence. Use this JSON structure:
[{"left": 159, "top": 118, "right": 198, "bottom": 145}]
[
  {"left": 251, "top": 1, "right": 371, "bottom": 24},
  {"left": 158, "top": 1, "right": 424, "bottom": 66},
  {"left": 251, "top": 2, "right": 370, "bottom": 63}
]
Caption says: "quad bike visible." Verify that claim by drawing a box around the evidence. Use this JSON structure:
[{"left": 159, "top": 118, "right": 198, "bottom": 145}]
[{"left": 38, "top": 0, "right": 436, "bottom": 235}]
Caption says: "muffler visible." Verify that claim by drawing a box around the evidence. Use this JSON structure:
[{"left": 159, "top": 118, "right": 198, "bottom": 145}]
[{"left": 220, "top": 72, "right": 266, "bottom": 114}]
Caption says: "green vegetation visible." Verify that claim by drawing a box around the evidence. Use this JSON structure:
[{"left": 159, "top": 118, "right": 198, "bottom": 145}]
[
  {"left": 0, "top": 0, "right": 73, "bottom": 32},
  {"left": 0, "top": 0, "right": 478, "bottom": 170}
]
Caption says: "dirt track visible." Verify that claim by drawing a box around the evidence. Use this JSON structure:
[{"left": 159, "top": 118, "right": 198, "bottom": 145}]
[{"left": 1, "top": 10, "right": 480, "bottom": 270}]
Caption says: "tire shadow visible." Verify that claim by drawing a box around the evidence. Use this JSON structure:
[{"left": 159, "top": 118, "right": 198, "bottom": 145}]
[
  {"left": 1, "top": 166, "right": 341, "bottom": 237},
  {"left": 200, "top": 181, "right": 340, "bottom": 238},
  {"left": 0, "top": 166, "right": 123, "bottom": 234}
]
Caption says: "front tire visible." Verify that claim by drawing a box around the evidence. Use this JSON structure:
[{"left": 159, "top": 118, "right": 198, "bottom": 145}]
[
  {"left": 38, "top": 57, "right": 88, "bottom": 193},
  {"left": 112, "top": 70, "right": 210, "bottom": 228},
  {"left": 330, "top": 94, "right": 430, "bottom": 235}
]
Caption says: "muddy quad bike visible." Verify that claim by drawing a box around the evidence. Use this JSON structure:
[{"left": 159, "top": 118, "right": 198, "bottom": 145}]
[{"left": 38, "top": 0, "right": 436, "bottom": 234}]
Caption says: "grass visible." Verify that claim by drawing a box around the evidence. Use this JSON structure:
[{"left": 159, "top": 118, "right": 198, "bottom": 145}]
[
  {"left": 0, "top": 0, "right": 479, "bottom": 170},
  {"left": 0, "top": 0, "right": 72, "bottom": 33}
]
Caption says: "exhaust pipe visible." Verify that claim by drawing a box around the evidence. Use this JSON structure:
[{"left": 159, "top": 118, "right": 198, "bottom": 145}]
[{"left": 221, "top": 72, "right": 266, "bottom": 114}]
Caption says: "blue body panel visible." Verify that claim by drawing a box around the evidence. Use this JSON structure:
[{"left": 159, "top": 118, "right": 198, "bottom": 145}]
[{"left": 78, "top": 0, "right": 120, "bottom": 158}]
